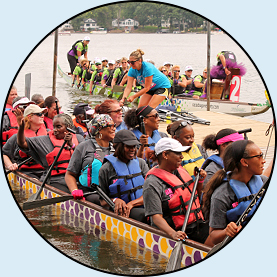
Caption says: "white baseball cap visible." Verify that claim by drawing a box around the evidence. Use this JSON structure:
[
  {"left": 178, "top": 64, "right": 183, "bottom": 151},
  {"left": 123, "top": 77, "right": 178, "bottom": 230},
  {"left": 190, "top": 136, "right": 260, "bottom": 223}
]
[
  {"left": 155, "top": 138, "right": 191, "bottom": 155},
  {"left": 24, "top": 104, "right": 47, "bottom": 117},
  {"left": 12, "top": 97, "right": 35, "bottom": 109},
  {"left": 163, "top": 62, "right": 173, "bottom": 66},
  {"left": 102, "top": 57, "right": 108, "bottom": 61},
  {"left": 108, "top": 60, "right": 115, "bottom": 65},
  {"left": 185, "top": 65, "right": 193, "bottom": 71},
  {"left": 83, "top": 36, "right": 90, "bottom": 41},
  {"left": 95, "top": 58, "right": 102, "bottom": 65}
]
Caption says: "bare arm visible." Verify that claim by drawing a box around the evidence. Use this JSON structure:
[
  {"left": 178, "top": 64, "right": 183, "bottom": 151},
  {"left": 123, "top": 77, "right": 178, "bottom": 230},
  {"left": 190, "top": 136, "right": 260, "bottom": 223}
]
[
  {"left": 119, "top": 76, "right": 135, "bottom": 105},
  {"left": 3, "top": 155, "right": 18, "bottom": 171},
  {"left": 64, "top": 171, "right": 79, "bottom": 192},
  {"left": 17, "top": 118, "right": 28, "bottom": 149}
]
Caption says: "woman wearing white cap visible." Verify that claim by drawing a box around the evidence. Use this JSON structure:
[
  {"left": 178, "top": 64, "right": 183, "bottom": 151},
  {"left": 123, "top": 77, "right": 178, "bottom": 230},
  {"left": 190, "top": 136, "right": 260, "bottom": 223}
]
[
  {"left": 143, "top": 138, "right": 209, "bottom": 243},
  {"left": 3, "top": 104, "right": 47, "bottom": 179},
  {"left": 101, "top": 60, "right": 116, "bottom": 87},
  {"left": 67, "top": 36, "right": 90, "bottom": 74}
]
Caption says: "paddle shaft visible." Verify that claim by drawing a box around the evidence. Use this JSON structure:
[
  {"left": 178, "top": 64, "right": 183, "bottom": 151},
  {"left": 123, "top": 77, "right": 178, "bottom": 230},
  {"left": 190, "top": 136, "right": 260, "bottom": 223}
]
[
  {"left": 6, "top": 156, "right": 33, "bottom": 175},
  {"left": 55, "top": 100, "right": 59, "bottom": 114},
  {"left": 94, "top": 185, "right": 115, "bottom": 210},
  {"left": 165, "top": 168, "right": 201, "bottom": 272},
  {"left": 23, "top": 192, "right": 95, "bottom": 210},
  {"left": 139, "top": 116, "right": 151, "bottom": 168},
  {"left": 206, "top": 179, "right": 268, "bottom": 257}
]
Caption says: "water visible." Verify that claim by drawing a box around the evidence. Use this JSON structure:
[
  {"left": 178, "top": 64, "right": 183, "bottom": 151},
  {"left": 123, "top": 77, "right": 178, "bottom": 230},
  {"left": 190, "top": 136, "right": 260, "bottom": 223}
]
[
  {"left": 10, "top": 182, "right": 168, "bottom": 275},
  {"left": 12, "top": 32, "right": 273, "bottom": 122}
]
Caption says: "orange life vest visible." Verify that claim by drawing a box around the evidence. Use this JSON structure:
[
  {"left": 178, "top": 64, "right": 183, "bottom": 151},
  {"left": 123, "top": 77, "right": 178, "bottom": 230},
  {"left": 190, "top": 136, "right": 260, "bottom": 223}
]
[
  {"left": 45, "top": 130, "right": 79, "bottom": 176},
  {"left": 2, "top": 110, "right": 18, "bottom": 145},
  {"left": 146, "top": 166, "right": 204, "bottom": 230},
  {"left": 73, "top": 118, "right": 87, "bottom": 132}
]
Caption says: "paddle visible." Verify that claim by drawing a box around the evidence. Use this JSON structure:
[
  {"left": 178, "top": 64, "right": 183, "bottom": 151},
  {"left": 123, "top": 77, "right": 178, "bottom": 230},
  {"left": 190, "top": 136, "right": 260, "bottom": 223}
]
[
  {"left": 24, "top": 127, "right": 76, "bottom": 203},
  {"left": 91, "top": 183, "right": 115, "bottom": 210},
  {"left": 55, "top": 99, "right": 59, "bottom": 114},
  {"left": 5, "top": 156, "right": 33, "bottom": 175},
  {"left": 165, "top": 167, "right": 201, "bottom": 272},
  {"left": 238, "top": 128, "right": 252, "bottom": 139},
  {"left": 140, "top": 115, "right": 151, "bottom": 168},
  {"left": 23, "top": 192, "right": 95, "bottom": 210},
  {"left": 206, "top": 180, "right": 268, "bottom": 258}
]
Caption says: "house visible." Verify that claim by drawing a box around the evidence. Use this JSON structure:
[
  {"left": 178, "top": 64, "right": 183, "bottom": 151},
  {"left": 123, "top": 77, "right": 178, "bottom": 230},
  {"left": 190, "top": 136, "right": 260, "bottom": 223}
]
[
  {"left": 112, "top": 18, "right": 139, "bottom": 31},
  {"left": 58, "top": 22, "right": 74, "bottom": 32},
  {"left": 81, "top": 18, "right": 99, "bottom": 32}
]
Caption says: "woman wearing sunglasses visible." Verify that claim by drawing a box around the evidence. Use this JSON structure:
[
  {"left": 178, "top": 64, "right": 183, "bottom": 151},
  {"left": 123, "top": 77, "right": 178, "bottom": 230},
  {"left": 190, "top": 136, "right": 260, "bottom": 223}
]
[
  {"left": 167, "top": 120, "right": 208, "bottom": 179},
  {"left": 43, "top": 96, "right": 62, "bottom": 130},
  {"left": 98, "top": 130, "right": 149, "bottom": 222},
  {"left": 3, "top": 104, "right": 47, "bottom": 179},
  {"left": 169, "top": 65, "right": 187, "bottom": 96},
  {"left": 202, "top": 140, "right": 267, "bottom": 245},
  {"left": 124, "top": 105, "right": 167, "bottom": 166},
  {"left": 17, "top": 113, "right": 85, "bottom": 192},
  {"left": 65, "top": 114, "right": 116, "bottom": 204},
  {"left": 94, "top": 99, "right": 127, "bottom": 132},
  {"left": 119, "top": 49, "right": 171, "bottom": 108}
]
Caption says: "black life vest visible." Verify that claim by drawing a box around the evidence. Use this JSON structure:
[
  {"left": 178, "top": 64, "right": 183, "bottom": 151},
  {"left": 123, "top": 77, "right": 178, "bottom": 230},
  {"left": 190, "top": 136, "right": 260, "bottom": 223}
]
[{"left": 71, "top": 40, "right": 87, "bottom": 56}]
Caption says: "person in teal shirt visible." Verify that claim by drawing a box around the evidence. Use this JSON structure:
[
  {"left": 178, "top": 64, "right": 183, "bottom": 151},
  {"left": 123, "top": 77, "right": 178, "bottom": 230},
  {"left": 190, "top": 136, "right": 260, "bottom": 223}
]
[
  {"left": 67, "top": 36, "right": 90, "bottom": 74},
  {"left": 119, "top": 49, "right": 171, "bottom": 108}
]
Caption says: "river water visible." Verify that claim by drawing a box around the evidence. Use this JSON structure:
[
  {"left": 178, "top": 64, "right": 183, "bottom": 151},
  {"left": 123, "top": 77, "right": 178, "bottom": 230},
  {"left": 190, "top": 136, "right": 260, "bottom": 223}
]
[{"left": 6, "top": 32, "right": 274, "bottom": 275}]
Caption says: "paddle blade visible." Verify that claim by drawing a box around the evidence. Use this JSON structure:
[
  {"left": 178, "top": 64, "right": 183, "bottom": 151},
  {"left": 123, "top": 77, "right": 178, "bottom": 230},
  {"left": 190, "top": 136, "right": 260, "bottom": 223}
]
[
  {"left": 165, "top": 243, "right": 183, "bottom": 272},
  {"left": 25, "top": 191, "right": 41, "bottom": 202}
]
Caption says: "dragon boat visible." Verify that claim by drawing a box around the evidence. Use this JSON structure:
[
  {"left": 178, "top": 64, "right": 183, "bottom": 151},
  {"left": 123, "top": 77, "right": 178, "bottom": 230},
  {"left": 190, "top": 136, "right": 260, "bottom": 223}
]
[{"left": 7, "top": 171, "right": 211, "bottom": 270}]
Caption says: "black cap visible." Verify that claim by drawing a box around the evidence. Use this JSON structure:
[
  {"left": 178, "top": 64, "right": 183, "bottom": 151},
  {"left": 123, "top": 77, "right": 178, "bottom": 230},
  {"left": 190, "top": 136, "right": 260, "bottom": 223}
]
[
  {"left": 73, "top": 103, "right": 94, "bottom": 116},
  {"left": 113, "top": 130, "right": 140, "bottom": 146}
]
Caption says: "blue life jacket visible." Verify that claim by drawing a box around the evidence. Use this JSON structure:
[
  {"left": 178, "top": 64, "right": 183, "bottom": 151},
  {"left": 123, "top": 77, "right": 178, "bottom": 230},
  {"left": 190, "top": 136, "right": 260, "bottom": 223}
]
[
  {"left": 202, "top": 154, "right": 224, "bottom": 170},
  {"left": 226, "top": 175, "right": 263, "bottom": 224},
  {"left": 105, "top": 155, "right": 144, "bottom": 203},
  {"left": 132, "top": 129, "right": 162, "bottom": 150},
  {"left": 79, "top": 158, "right": 102, "bottom": 188}
]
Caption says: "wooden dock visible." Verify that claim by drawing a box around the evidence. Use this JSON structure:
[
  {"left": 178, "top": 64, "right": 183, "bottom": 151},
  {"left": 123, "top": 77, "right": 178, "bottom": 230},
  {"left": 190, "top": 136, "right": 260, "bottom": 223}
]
[{"left": 158, "top": 111, "right": 275, "bottom": 167}]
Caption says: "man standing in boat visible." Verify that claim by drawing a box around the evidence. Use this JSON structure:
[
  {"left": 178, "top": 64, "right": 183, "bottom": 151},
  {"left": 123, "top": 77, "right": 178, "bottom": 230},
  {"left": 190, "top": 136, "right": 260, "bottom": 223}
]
[{"left": 67, "top": 36, "right": 90, "bottom": 74}]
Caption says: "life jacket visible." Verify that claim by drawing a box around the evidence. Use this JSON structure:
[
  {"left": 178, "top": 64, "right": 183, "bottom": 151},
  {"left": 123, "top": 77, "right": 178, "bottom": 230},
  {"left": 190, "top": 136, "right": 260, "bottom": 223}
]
[
  {"left": 84, "top": 68, "right": 93, "bottom": 82},
  {"left": 170, "top": 76, "right": 185, "bottom": 95},
  {"left": 73, "top": 118, "right": 87, "bottom": 133},
  {"left": 5, "top": 103, "right": 13, "bottom": 112},
  {"left": 44, "top": 116, "right": 53, "bottom": 130},
  {"left": 2, "top": 110, "right": 18, "bottom": 145},
  {"left": 181, "top": 142, "right": 205, "bottom": 179},
  {"left": 217, "top": 51, "right": 237, "bottom": 66},
  {"left": 45, "top": 130, "right": 79, "bottom": 176},
  {"left": 146, "top": 166, "right": 204, "bottom": 230},
  {"left": 105, "top": 69, "right": 115, "bottom": 86},
  {"left": 18, "top": 126, "right": 47, "bottom": 170},
  {"left": 132, "top": 129, "right": 162, "bottom": 150},
  {"left": 226, "top": 175, "right": 263, "bottom": 224},
  {"left": 71, "top": 40, "right": 87, "bottom": 56},
  {"left": 104, "top": 155, "right": 144, "bottom": 204},
  {"left": 92, "top": 69, "right": 104, "bottom": 84},
  {"left": 190, "top": 75, "right": 205, "bottom": 93},
  {"left": 116, "top": 67, "right": 127, "bottom": 85},
  {"left": 201, "top": 154, "right": 224, "bottom": 171}
]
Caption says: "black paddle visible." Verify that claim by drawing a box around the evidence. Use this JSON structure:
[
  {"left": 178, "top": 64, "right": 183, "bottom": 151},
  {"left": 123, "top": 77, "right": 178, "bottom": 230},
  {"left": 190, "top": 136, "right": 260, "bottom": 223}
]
[
  {"left": 91, "top": 183, "right": 115, "bottom": 210},
  {"left": 206, "top": 180, "right": 268, "bottom": 258},
  {"left": 23, "top": 192, "right": 95, "bottom": 210},
  {"left": 24, "top": 127, "right": 76, "bottom": 203},
  {"left": 55, "top": 99, "right": 59, "bottom": 114},
  {"left": 5, "top": 156, "right": 33, "bottom": 175},
  {"left": 140, "top": 115, "right": 151, "bottom": 168},
  {"left": 165, "top": 167, "right": 201, "bottom": 272}
]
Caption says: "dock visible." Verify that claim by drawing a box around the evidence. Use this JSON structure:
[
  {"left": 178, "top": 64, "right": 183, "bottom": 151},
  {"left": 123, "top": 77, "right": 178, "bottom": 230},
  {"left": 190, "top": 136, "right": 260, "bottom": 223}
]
[{"left": 158, "top": 111, "right": 275, "bottom": 167}]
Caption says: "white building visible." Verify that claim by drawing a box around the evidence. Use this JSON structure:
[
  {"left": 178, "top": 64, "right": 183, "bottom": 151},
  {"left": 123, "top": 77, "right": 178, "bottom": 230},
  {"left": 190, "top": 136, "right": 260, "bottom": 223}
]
[
  {"left": 112, "top": 18, "right": 139, "bottom": 31},
  {"left": 58, "top": 22, "right": 74, "bottom": 32},
  {"left": 81, "top": 18, "right": 99, "bottom": 32}
]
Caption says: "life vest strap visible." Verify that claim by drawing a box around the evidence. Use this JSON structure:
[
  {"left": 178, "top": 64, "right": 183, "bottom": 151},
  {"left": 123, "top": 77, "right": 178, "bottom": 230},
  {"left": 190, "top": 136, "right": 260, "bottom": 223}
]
[
  {"left": 181, "top": 155, "right": 203, "bottom": 166},
  {"left": 112, "top": 184, "right": 144, "bottom": 202},
  {"left": 238, "top": 194, "right": 255, "bottom": 203},
  {"left": 116, "top": 172, "right": 142, "bottom": 185}
]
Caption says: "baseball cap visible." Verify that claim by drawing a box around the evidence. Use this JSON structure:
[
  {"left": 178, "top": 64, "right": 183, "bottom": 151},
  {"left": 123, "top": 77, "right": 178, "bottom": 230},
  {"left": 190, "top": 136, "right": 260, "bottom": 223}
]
[
  {"left": 163, "top": 62, "right": 173, "bottom": 66},
  {"left": 95, "top": 58, "right": 102, "bottom": 65},
  {"left": 12, "top": 97, "right": 35, "bottom": 109},
  {"left": 83, "top": 36, "right": 90, "bottom": 41},
  {"left": 113, "top": 130, "right": 140, "bottom": 146},
  {"left": 185, "top": 65, "right": 193, "bottom": 71},
  {"left": 102, "top": 57, "right": 108, "bottom": 61},
  {"left": 108, "top": 60, "right": 115, "bottom": 65},
  {"left": 73, "top": 103, "right": 95, "bottom": 116},
  {"left": 24, "top": 104, "right": 47, "bottom": 117},
  {"left": 155, "top": 138, "right": 190, "bottom": 155}
]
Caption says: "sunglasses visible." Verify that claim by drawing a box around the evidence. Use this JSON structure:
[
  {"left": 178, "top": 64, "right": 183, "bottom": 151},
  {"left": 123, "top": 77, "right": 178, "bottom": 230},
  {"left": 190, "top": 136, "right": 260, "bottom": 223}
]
[
  {"left": 145, "top": 113, "right": 159, "bottom": 119},
  {"left": 96, "top": 63, "right": 101, "bottom": 66},
  {"left": 108, "top": 108, "right": 122, "bottom": 114},
  {"left": 174, "top": 121, "right": 193, "bottom": 135},
  {"left": 161, "top": 70, "right": 167, "bottom": 72},
  {"left": 244, "top": 153, "right": 264, "bottom": 159},
  {"left": 127, "top": 59, "right": 139, "bottom": 65},
  {"left": 33, "top": 112, "right": 44, "bottom": 117},
  {"left": 105, "top": 123, "right": 117, "bottom": 128},
  {"left": 174, "top": 70, "right": 180, "bottom": 72}
]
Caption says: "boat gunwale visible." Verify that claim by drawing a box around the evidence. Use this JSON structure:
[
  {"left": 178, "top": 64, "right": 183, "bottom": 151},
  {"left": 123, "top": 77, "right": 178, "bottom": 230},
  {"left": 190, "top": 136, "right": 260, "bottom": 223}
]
[{"left": 8, "top": 170, "right": 211, "bottom": 254}]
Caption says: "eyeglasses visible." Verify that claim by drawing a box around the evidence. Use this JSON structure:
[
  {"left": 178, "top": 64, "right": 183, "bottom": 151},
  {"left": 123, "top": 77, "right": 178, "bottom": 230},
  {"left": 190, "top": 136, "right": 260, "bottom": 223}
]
[
  {"left": 174, "top": 70, "right": 180, "bottom": 72},
  {"left": 244, "top": 153, "right": 264, "bottom": 159},
  {"left": 127, "top": 59, "right": 139, "bottom": 65},
  {"left": 105, "top": 123, "right": 117, "bottom": 128},
  {"left": 174, "top": 121, "right": 192, "bottom": 135},
  {"left": 145, "top": 113, "right": 159, "bottom": 119},
  {"left": 33, "top": 113, "right": 44, "bottom": 117},
  {"left": 161, "top": 70, "right": 167, "bottom": 72},
  {"left": 122, "top": 61, "right": 127, "bottom": 64},
  {"left": 96, "top": 63, "right": 101, "bottom": 66},
  {"left": 108, "top": 108, "right": 122, "bottom": 114}
]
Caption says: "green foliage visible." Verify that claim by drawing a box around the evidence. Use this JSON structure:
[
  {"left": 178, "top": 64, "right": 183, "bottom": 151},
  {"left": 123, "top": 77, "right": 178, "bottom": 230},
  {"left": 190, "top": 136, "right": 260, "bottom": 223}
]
[{"left": 70, "top": 2, "right": 205, "bottom": 32}]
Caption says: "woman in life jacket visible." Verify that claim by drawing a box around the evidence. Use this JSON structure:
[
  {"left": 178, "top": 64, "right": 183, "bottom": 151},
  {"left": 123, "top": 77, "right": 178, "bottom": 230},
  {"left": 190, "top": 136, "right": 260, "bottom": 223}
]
[
  {"left": 167, "top": 120, "right": 208, "bottom": 180},
  {"left": 143, "top": 138, "right": 209, "bottom": 243},
  {"left": 124, "top": 105, "right": 167, "bottom": 167},
  {"left": 5, "top": 85, "right": 18, "bottom": 112},
  {"left": 3, "top": 104, "right": 47, "bottom": 179},
  {"left": 169, "top": 65, "right": 187, "bottom": 96},
  {"left": 65, "top": 114, "right": 116, "bottom": 204},
  {"left": 98, "top": 130, "right": 149, "bottom": 223},
  {"left": 71, "top": 58, "right": 88, "bottom": 88},
  {"left": 201, "top": 128, "right": 244, "bottom": 190},
  {"left": 17, "top": 113, "right": 85, "bottom": 193},
  {"left": 202, "top": 140, "right": 267, "bottom": 245},
  {"left": 88, "top": 59, "right": 104, "bottom": 93},
  {"left": 111, "top": 57, "right": 129, "bottom": 89},
  {"left": 101, "top": 60, "right": 116, "bottom": 88},
  {"left": 95, "top": 99, "right": 127, "bottom": 132},
  {"left": 43, "top": 96, "right": 62, "bottom": 130}
]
